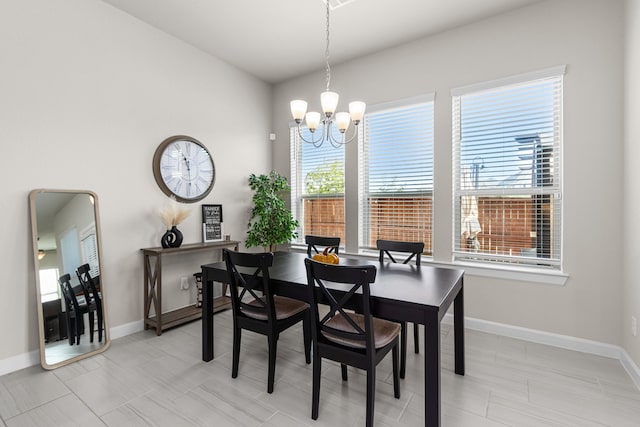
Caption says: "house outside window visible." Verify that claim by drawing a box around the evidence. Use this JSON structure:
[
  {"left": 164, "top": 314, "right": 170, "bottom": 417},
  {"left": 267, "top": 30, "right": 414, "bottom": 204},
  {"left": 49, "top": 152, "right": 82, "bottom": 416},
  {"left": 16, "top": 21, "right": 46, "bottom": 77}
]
[
  {"left": 358, "top": 96, "right": 434, "bottom": 254},
  {"left": 452, "top": 66, "right": 565, "bottom": 269}
]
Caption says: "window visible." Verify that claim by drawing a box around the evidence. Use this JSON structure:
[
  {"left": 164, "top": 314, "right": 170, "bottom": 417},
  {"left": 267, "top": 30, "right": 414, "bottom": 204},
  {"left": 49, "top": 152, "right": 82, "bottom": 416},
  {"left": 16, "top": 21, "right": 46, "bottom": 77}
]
[
  {"left": 452, "top": 66, "right": 564, "bottom": 269},
  {"left": 39, "top": 268, "right": 60, "bottom": 302},
  {"left": 359, "top": 95, "right": 434, "bottom": 253},
  {"left": 80, "top": 224, "right": 100, "bottom": 277},
  {"left": 290, "top": 126, "right": 345, "bottom": 245}
]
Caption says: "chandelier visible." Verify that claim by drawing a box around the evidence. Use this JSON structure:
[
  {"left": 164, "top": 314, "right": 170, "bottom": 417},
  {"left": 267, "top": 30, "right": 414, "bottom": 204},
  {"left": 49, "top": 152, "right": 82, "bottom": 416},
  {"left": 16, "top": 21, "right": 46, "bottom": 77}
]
[{"left": 290, "top": 0, "right": 366, "bottom": 148}]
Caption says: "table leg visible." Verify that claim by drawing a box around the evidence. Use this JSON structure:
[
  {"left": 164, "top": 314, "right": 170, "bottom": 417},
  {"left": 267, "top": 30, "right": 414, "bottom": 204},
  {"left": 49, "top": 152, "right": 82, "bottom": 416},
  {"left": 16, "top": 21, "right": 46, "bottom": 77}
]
[
  {"left": 202, "top": 268, "right": 214, "bottom": 361},
  {"left": 454, "top": 279, "right": 465, "bottom": 375},
  {"left": 424, "top": 310, "right": 441, "bottom": 427}
]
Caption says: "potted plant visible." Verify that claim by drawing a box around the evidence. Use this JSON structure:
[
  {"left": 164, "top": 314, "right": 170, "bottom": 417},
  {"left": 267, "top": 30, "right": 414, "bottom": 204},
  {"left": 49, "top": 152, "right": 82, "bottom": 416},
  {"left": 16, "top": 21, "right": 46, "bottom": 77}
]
[{"left": 245, "top": 171, "right": 299, "bottom": 251}]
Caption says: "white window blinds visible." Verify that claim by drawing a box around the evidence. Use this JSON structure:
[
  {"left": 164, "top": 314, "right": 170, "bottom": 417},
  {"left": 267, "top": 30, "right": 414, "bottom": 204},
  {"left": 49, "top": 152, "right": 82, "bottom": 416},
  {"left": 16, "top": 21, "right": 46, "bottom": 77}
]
[
  {"left": 359, "top": 96, "right": 434, "bottom": 253},
  {"left": 452, "top": 66, "right": 564, "bottom": 268},
  {"left": 290, "top": 126, "right": 345, "bottom": 245}
]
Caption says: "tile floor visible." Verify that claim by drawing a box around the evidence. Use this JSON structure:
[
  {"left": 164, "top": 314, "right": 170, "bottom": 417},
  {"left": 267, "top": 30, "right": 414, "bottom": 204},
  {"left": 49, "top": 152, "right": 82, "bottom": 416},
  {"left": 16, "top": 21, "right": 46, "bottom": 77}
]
[{"left": 1, "top": 311, "right": 639, "bottom": 426}]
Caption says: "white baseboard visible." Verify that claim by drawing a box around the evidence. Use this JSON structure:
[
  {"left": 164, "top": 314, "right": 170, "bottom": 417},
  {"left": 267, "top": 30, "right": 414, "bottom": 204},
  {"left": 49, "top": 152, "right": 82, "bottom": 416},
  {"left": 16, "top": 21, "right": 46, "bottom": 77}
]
[
  {"left": 109, "top": 320, "right": 144, "bottom": 340},
  {"left": 621, "top": 348, "right": 640, "bottom": 389},
  {"left": 3, "top": 316, "right": 639, "bottom": 391},
  {"left": 0, "top": 321, "right": 144, "bottom": 375},
  {"left": 0, "top": 350, "right": 40, "bottom": 377},
  {"left": 443, "top": 313, "right": 640, "bottom": 389}
]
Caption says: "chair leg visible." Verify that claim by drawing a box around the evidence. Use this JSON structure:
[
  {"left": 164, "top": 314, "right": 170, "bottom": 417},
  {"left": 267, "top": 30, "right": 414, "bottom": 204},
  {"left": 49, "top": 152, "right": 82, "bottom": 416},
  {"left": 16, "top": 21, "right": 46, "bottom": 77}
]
[
  {"left": 392, "top": 342, "right": 400, "bottom": 399},
  {"left": 413, "top": 322, "right": 420, "bottom": 354},
  {"left": 267, "top": 335, "right": 277, "bottom": 393},
  {"left": 341, "top": 364, "right": 348, "bottom": 381},
  {"left": 97, "top": 309, "right": 103, "bottom": 342},
  {"left": 232, "top": 326, "right": 241, "bottom": 379},
  {"left": 400, "top": 322, "right": 407, "bottom": 379},
  {"left": 88, "top": 312, "right": 95, "bottom": 343},
  {"left": 366, "top": 366, "right": 376, "bottom": 427},
  {"left": 303, "top": 312, "right": 311, "bottom": 364},
  {"left": 312, "top": 351, "right": 321, "bottom": 420},
  {"left": 67, "top": 316, "right": 74, "bottom": 345}
]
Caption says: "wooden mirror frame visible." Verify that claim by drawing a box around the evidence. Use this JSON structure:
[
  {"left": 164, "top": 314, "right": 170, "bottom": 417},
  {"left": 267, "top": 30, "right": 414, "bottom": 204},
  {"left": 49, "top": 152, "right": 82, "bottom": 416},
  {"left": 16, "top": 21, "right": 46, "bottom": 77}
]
[{"left": 29, "top": 189, "right": 110, "bottom": 369}]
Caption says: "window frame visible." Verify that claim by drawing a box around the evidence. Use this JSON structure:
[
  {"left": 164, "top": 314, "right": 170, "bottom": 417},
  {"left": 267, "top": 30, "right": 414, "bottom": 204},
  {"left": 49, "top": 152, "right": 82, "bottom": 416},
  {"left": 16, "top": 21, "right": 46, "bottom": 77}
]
[
  {"left": 358, "top": 94, "right": 435, "bottom": 255},
  {"left": 451, "top": 66, "right": 565, "bottom": 271}
]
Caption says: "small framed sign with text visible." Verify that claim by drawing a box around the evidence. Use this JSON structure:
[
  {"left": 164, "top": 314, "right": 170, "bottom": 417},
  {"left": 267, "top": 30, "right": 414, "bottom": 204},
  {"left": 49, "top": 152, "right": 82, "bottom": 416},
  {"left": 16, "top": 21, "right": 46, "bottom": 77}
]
[{"left": 202, "top": 204, "right": 223, "bottom": 242}]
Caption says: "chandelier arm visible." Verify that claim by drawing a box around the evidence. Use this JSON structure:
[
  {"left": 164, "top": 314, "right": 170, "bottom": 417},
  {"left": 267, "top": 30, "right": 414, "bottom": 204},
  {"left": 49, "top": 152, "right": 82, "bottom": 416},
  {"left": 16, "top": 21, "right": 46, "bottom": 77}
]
[
  {"left": 327, "top": 123, "right": 360, "bottom": 147},
  {"left": 296, "top": 123, "right": 326, "bottom": 147}
]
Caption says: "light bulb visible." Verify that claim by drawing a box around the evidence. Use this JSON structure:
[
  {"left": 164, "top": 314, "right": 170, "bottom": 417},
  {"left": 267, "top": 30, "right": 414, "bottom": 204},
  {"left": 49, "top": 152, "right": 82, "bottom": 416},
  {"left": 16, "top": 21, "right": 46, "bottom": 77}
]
[
  {"left": 348, "top": 101, "right": 366, "bottom": 124},
  {"left": 305, "top": 112, "right": 321, "bottom": 132},
  {"left": 335, "top": 112, "right": 351, "bottom": 133},
  {"left": 290, "top": 100, "right": 308, "bottom": 122},
  {"left": 321, "top": 91, "right": 339, "bottom": 117}
]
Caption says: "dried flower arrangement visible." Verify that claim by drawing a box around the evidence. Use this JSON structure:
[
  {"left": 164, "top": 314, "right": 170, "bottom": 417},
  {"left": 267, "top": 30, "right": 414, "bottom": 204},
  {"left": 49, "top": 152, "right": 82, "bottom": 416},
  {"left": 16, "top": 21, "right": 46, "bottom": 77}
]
[{"left": 159, "top": 196, "right": 190, "bottom": 228}]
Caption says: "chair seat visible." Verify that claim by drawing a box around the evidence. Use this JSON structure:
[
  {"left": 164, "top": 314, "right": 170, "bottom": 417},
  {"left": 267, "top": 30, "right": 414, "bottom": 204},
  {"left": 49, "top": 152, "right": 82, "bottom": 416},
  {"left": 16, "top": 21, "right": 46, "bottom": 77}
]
[
  {"left": 322, "top": 313, "right": 401, "bottom": 349},
  {"left": 243, "top": 295, "right": 310, "bottom": 321}
]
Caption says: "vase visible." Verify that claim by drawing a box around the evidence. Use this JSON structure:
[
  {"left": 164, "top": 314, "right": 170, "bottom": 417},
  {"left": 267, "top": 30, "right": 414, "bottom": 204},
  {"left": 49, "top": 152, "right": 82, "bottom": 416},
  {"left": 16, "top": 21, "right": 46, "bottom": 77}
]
[{"left": 161, "top": 226, "right": 183, "bottom": 248}]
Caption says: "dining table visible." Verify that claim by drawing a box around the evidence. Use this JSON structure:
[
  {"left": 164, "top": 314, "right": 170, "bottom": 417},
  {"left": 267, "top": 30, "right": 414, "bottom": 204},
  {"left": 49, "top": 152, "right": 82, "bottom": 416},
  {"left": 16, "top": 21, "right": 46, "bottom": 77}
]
[{"left": 201, "top": 251, "right": 465, "bottom": 427}]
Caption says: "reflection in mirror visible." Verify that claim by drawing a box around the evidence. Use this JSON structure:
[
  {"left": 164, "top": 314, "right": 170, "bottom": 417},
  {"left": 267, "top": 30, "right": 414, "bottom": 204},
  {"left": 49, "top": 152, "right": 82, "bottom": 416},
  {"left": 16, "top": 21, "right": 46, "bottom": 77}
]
[{"left": 29, "top": 189, "right": 109, "bottom": 369}]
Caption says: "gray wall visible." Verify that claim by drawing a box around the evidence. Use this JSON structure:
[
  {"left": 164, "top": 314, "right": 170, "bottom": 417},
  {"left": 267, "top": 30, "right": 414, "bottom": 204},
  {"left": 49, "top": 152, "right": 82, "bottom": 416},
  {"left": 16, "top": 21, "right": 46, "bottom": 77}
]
[
  {"left": 273, "top": 0, "right": 626, "bottom": 349},
  {"left": 0, "top": 0, "right": 272, "bottom": 365},
  {"left": 624, "top": 0, "right": 640, "bottom": 369}
]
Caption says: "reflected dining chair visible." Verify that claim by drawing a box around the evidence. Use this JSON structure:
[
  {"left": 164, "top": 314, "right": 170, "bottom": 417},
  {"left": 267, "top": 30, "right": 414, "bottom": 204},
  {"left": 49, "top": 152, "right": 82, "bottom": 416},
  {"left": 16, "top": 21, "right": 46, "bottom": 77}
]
[
  {"left": 304, "top": 258, "right": 401, "bottom": 427},
  {"left": 58, "top": 274, "right": 96, "bottom": 345},
  {"left": 223, "top": 249, "right": 311, "bottom": 393},
  {"left": 305, "top": 235, "right": 340, "bottom": 258},
  {"left": 376, "top": 239, "right": 424, "bottom": 378},
  {"left": 76, "top": 264, "right": 103, "bottom": 343}
]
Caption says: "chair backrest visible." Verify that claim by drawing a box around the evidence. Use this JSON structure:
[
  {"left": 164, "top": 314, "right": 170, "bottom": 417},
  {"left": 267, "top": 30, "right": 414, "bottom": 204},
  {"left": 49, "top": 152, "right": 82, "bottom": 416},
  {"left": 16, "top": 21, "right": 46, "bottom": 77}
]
[
  {"left": 58, "top": 274, "right": 80, "bottom": 313},
  {"left": 305, "top": 235, "right": 340, "bottom": 257},
  {"left": 304, "top": 258, "right": 377, "bottom": 351},
  {"left": 223, "top": 249, "right": 275, "bottom": 322},
  {"left": 377, "top": 239, "right": 424, "bottom": 265},
  {"left": 76, "top": 263, "right": 101, "bottom": 305}
]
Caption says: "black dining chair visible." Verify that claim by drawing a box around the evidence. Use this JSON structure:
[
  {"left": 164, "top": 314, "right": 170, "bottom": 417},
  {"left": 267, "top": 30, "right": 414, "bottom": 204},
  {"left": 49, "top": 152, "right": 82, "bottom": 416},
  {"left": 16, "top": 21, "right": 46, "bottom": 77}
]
[
  {"left": 76, "top": 264, "right": 104, "bottom": 343},
  {"left": 223, "top": 249, "right": 311, "bottom": 394},
  {"left": 58, "top": 274, "right": 96, "bottom": 345},
  {"left": 304, "top": 258, "right": 401, "bottom": 427},
  {"left": 305, "top": 235, "right": 340, "bottom": 258},
  {"left": 376, "top": 239, "right": 424, "bottom": 379}
]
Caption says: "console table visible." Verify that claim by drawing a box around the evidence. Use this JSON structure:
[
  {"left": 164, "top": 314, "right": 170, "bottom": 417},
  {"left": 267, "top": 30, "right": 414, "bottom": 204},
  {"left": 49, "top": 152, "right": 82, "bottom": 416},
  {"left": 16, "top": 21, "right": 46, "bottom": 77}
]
[{"left": 141, "top": 240, "right": 239, "bottom": 335}]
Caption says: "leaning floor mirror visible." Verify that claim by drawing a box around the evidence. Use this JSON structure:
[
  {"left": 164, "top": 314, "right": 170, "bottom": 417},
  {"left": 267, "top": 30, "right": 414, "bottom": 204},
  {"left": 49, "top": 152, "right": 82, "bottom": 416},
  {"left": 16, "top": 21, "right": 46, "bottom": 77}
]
[{"left": 29, "top": 189, "right": 110, "bottom": 369}]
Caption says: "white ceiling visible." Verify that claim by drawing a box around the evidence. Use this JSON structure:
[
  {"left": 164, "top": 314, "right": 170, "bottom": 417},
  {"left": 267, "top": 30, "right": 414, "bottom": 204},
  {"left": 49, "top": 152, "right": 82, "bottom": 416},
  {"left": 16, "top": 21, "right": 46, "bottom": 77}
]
[{"left": 100, "top": 0, "right": 543, "bottom": 84}]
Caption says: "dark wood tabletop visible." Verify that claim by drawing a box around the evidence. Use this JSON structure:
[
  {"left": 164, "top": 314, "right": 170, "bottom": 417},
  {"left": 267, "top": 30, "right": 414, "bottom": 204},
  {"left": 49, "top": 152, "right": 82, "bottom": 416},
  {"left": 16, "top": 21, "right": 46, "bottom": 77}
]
[{"left": 200, "top": 251, "right": 465, "bottom": 427}]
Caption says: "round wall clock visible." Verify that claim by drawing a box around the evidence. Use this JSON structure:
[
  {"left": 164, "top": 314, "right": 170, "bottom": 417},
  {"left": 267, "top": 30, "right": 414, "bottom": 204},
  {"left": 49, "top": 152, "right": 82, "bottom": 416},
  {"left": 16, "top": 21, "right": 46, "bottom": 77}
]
[{"left": 152, "top": 135, "right": 215, "bottom": 203}]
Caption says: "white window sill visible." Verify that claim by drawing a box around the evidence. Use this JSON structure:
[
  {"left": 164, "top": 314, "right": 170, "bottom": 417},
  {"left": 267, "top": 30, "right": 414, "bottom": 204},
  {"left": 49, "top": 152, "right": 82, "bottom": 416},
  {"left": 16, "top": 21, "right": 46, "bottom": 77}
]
[
  {"left": 427, "top": 260, "right": 568, "bottom": 286},
  {"left": 291, "top": 245, "right": 568, "bottom": 286}
]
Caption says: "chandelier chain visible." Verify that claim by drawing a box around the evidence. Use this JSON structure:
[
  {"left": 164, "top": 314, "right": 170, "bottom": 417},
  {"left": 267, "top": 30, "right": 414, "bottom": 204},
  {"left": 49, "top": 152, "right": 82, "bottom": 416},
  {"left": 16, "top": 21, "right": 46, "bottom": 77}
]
[{"left": 325, "top": 0, "right": 331, "bottom": 92}]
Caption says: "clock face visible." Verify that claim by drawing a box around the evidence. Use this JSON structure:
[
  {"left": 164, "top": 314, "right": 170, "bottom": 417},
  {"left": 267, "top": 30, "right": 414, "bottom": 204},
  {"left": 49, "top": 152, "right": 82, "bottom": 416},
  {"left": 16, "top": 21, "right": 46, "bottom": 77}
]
[{"left": 152, "top": 136, "right": 215, "bottom": 203}]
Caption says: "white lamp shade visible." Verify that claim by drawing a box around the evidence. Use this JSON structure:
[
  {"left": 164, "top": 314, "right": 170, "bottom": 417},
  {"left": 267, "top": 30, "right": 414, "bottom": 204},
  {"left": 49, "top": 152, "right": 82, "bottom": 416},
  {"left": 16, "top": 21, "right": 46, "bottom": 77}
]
[
  {"left": 321, "top": 91, "right": 339, "bottom": 116},
  {"left": 335, "top": 112, "right": 351, "bottom": 133},
  {"left": 348, "top": 101, "right": 366, "bottom": 122},
  {"left": 305, "top": 112, "right": 321, "bottom": 131},
  {"left": 290, "top": 100, "right": 308, "bottom": 121}
]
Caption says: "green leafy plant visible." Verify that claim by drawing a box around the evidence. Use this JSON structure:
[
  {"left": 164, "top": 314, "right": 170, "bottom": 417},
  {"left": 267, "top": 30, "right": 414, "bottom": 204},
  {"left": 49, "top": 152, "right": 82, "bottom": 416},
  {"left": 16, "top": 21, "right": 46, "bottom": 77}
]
[{"left": 246, "top": 171, "right": 299, "bottom": 251}]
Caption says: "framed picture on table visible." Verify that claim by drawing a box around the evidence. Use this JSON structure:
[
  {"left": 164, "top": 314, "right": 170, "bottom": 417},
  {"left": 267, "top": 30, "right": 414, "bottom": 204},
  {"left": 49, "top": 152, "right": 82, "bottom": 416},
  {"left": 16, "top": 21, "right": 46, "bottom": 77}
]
[{"left": 202, "top": 204, "right": 223, "bottom": 242}]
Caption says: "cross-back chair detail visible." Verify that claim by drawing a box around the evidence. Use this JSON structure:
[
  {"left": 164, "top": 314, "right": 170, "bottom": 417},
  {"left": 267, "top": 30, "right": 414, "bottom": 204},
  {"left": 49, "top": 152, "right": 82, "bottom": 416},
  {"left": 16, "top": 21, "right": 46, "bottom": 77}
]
[
  {"left": 305, "top": 235, "right": 340, "bottom": 258},
  {"left": 224, "top": 249, "right": 311, "bottom": 394},
  {"left": 304, "top": 258, "right": 401, "bottom": 427},
  {"left": 58, "top": 273, "right": 96, "bottom": 345},
  {"left": 76, "top": 263, "right": 104, "bottom": 343},
  {"left": 376, "top": 239, "right": 425, "bottom": 378}
]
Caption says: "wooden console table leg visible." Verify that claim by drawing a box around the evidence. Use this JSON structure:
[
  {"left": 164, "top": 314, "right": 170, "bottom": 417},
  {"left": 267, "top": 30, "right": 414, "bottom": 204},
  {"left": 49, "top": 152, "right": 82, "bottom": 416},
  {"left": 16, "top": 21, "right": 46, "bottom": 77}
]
[{"left": 143, "top": 252, "right": 163, "bottom": 335}]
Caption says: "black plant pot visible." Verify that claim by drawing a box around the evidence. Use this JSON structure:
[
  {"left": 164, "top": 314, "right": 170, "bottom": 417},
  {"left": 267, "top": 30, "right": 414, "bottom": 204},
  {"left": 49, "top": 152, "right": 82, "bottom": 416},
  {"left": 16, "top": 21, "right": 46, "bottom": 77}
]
[{"left": 161, "top": 226, "right": 183, "bottom": 248}]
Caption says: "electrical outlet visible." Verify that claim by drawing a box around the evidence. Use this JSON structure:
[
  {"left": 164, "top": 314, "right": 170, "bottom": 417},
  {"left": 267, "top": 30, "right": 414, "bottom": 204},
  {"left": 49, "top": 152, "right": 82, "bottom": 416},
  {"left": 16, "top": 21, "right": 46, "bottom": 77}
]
[
  {"left": 180, "top": 276, "right": 189, "bottom": 290},
  {"left": 632, "top": 316, "right": 637, "bottom": 337}
]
